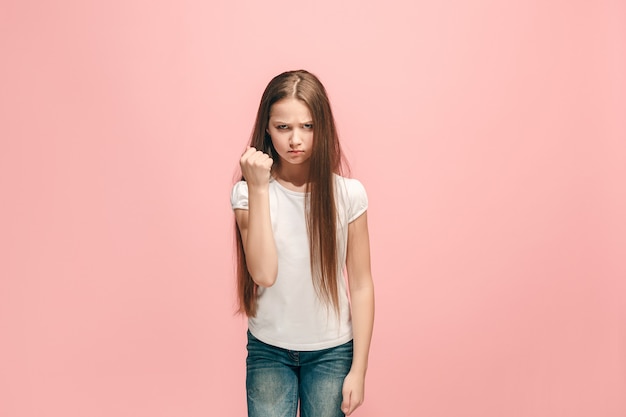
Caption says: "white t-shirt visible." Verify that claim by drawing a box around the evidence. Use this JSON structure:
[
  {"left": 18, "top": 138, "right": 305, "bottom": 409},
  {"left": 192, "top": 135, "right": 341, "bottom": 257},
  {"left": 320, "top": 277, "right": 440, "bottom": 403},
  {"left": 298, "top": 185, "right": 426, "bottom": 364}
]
[{"left": 230, "top": 174, "right": 368, "bottom": 351}]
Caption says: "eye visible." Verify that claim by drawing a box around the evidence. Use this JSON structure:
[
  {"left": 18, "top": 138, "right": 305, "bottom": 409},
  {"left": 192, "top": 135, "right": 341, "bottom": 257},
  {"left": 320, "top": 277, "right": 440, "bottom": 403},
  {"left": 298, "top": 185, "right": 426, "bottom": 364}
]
[
  {"left": 303, "top": 123, "right": 314, "bottom": 129},
  {"left": 276, "top": 124, "right": 289, "bottom": 130}
]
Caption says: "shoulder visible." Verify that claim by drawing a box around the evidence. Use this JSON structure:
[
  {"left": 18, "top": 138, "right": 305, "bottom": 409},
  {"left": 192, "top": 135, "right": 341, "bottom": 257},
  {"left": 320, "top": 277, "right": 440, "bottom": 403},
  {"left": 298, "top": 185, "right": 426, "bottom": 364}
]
[
  {"left": 230, "top": 180, "right": 249, "bottom": 210},
  {"left": 334, "top": 175, "right": 367, "bottom": 198},
  {"left": 334, "top": 175, "right": 368, "bottom": 222},
  {"left": 232, "top": 180, "right": 248, "bottom": 191}
]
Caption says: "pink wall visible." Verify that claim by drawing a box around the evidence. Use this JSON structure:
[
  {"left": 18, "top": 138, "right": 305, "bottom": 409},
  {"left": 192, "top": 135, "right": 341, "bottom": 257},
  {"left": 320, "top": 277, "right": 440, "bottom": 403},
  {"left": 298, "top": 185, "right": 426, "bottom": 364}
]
[{"left": 1, "top": 1, "right": 625, "bottom": 416}]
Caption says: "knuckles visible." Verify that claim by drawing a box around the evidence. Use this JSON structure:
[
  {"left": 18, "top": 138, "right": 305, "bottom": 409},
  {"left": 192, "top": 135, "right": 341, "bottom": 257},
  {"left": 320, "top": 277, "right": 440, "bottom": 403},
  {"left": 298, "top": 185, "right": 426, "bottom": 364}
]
[{"left": 240, "top": 150, "right": 273, "bottom": 173}]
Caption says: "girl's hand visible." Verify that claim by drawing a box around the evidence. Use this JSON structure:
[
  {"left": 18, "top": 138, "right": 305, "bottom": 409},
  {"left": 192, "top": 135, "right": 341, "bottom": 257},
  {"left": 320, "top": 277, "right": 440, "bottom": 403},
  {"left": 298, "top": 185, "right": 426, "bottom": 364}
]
[
  {"left": 341, "top": 370, "right": 365, "bottom": 415},
  {"left": 240, "top": 147, "right": 273, "bottom": 187}
]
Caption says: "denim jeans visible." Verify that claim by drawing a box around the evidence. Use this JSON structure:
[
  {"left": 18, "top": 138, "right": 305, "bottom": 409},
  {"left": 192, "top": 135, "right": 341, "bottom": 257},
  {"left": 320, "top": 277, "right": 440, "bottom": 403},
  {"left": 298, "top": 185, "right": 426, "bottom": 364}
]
[{"left": 246, "top": 331, "right": 353, "bottom": 417}]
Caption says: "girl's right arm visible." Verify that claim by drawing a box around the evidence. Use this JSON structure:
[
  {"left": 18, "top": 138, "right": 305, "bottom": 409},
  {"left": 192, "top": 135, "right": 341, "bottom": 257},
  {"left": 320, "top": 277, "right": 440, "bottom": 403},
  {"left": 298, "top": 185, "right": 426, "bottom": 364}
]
[{"left": 235, "top": 147, "right": 278, "bottom": 287}]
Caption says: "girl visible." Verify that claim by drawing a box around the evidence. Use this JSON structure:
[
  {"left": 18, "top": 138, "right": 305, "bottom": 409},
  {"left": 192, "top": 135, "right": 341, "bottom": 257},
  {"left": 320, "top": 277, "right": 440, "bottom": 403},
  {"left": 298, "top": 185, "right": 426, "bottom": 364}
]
[{"left": 231, "top": 70, "right": 374, "bottom": 417}]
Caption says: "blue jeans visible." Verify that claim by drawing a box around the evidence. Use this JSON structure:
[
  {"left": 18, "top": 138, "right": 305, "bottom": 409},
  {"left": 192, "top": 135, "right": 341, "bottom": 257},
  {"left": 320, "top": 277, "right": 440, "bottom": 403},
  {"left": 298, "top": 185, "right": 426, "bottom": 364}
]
[{"left": 246, "top": 331, "right": 353, "bottom": 417}]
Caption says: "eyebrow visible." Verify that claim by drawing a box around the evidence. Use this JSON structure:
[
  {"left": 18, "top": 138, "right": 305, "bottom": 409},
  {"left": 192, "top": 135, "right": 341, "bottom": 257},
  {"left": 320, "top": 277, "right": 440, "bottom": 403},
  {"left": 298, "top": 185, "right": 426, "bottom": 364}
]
[{"left": 271, "top": 120, "right": 314, "bottom": 124}]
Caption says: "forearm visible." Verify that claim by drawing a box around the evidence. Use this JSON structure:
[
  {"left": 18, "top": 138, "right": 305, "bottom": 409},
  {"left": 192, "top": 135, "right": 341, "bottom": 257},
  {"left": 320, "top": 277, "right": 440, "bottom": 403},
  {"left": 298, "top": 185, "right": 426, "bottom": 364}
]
[
  {"left": 245, "top": 186, "right": 278, "bottom": 287},
  {"left": 349, "top": 281, "right": 375, "bottom": 375}
]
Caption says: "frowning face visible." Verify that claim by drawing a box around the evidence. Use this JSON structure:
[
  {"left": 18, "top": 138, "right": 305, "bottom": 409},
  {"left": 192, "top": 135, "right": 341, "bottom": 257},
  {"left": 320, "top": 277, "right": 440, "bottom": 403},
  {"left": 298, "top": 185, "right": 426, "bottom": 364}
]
[{"left": 267, "top": 98, "right": 314, "bottom": 169}]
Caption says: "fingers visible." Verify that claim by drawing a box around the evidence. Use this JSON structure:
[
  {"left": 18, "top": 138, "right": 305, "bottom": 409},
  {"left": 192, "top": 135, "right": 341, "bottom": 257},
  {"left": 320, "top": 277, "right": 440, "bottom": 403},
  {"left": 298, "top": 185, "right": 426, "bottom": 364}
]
[
  {"left": 241, "top": 147, "right": 272, "bottom": 167},
  {"left": 240, "top": 146, "right": 259, "bottom": 163},
  {"left": 341, "top": 388, "right": 351, "bottom": 415},
  {"left": 342, "top": 378, "right": 364, "bottom": 416},
  {"left": 240, "top": 147, "right": 273, "bottom": 184}
]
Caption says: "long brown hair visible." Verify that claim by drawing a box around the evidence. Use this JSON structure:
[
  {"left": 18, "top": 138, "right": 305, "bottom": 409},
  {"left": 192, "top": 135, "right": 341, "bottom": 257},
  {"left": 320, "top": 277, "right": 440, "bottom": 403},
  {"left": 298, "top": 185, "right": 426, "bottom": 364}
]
[{"left": 235, "top": 70, "right": 346, "bottom": 317}]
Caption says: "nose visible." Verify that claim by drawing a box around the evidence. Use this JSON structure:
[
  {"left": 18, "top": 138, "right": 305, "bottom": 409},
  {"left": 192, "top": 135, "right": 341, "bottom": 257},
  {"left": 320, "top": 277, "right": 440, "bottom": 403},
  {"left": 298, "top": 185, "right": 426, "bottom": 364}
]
[{"left": 289, "top": 130, "right": 303, "bottom": 146}]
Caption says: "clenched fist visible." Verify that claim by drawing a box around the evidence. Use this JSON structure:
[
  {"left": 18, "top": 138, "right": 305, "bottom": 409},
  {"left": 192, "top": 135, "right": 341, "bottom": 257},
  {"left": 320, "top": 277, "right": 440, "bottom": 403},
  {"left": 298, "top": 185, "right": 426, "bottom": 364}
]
[{"left": 240, "top": 147, "right": 273, "bottom": 187}]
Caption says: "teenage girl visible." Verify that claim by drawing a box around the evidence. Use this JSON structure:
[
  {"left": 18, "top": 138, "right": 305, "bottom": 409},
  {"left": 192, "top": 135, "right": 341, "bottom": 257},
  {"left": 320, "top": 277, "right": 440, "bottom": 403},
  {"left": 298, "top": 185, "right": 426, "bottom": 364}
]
[{"left": 231, "top": 70, "right": 375, "bottom": 417}]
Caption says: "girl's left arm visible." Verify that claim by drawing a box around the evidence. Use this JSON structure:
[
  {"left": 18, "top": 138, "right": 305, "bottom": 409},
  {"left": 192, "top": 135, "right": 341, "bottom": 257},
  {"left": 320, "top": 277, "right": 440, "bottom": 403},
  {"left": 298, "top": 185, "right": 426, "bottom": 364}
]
[{"left": 341, "top": 211, "right": 375, "bottom": 416}]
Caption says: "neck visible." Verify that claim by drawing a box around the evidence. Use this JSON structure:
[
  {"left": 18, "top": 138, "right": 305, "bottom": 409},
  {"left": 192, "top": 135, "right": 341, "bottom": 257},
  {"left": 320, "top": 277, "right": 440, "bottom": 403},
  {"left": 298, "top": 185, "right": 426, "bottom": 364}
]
[{"left": 274, "top": 162, "right": 310, "bottom": 191}]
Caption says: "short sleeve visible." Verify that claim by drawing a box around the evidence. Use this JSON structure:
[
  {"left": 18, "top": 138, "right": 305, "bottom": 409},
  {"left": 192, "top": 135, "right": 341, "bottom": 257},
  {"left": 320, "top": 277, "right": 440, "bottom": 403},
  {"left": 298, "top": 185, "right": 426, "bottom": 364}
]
[
  {"left": 346, "top": 178, "right": 368, "bottom": 223},
  {"left": 230, "top": 181, "right": 249, "bottom": 210}
]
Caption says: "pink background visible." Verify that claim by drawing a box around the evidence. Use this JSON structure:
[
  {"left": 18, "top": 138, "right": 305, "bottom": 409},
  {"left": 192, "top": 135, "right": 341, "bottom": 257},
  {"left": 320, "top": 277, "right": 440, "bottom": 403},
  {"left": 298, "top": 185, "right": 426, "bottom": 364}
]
[{"left": 1, "top": 1, "right": 625, "bottom": 416}]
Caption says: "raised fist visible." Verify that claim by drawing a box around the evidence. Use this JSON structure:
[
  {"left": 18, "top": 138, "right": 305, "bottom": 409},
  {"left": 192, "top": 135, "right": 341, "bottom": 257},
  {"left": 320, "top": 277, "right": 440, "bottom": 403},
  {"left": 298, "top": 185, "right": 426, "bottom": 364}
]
[{"left": 240, "top": 147, "right": 273, "bottom": 187}]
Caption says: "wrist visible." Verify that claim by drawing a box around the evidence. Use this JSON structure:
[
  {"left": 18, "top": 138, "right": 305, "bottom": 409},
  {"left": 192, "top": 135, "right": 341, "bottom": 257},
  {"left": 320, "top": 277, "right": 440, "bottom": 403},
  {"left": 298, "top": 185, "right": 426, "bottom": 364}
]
[
  {"left": 247, "top": 184, "right": 270, "bottom": 194},
  {"left": 349, "top": 364, "right": 368, "bottom": 377}
]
